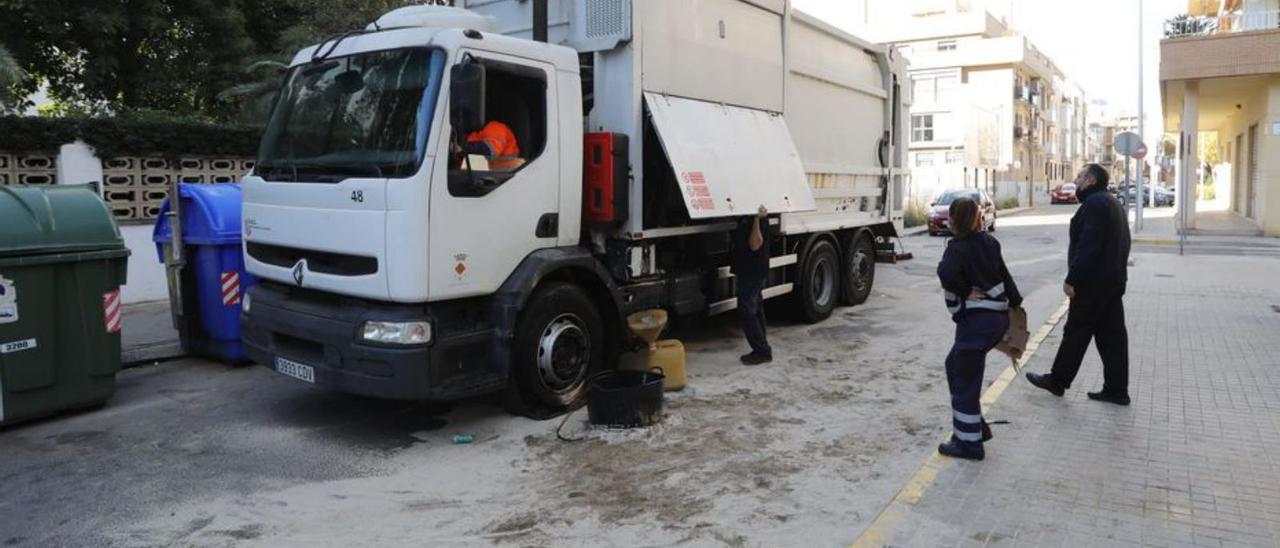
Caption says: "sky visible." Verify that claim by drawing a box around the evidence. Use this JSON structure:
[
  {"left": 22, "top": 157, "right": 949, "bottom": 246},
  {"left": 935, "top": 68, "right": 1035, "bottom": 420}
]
[{"left": 792, "top": 0, "right": 1187, "bottom": 136}]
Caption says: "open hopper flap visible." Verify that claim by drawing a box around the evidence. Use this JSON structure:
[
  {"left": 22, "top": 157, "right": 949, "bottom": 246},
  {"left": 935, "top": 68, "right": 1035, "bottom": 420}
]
[{"left": 644, "top": 92, "right": 816, "bottom": 220}]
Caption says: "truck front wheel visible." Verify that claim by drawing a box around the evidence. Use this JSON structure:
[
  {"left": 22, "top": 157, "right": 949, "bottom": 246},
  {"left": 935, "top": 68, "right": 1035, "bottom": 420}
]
[
  {"left": 513, "top": 283, "right": 604, "bottom": 410},
  {"left": 796, "top": 239, "right": 840, "bottom": 323}
]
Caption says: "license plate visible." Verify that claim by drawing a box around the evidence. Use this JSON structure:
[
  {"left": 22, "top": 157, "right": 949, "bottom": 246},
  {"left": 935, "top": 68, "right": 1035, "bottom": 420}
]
[{"left": 275, "top": 357, "right": 315, "bottom": 384}]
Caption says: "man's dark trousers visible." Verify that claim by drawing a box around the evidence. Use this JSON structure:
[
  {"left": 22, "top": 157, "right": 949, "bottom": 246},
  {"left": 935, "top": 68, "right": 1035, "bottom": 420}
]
[
  {"left": 1049, "top": 283, "right": 1129, "bottom": 393},
  {"left": 737, "top": 276, "right": 771, "bottom": 357}
]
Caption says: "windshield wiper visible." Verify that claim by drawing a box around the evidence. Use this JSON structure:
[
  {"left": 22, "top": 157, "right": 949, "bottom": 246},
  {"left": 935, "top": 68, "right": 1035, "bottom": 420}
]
[{"left": 260, "top": 161, "right": 387, "bottom": 183}]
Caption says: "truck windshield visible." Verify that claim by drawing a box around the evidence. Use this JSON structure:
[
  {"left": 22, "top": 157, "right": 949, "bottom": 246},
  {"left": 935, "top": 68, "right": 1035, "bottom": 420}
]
[{"left": 257, "top": 48, "right": 445, "bottom": 182}]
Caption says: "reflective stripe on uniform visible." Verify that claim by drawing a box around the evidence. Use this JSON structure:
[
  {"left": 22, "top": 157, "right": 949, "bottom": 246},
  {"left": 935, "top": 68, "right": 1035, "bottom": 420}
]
[
  {"left": 953, "top": 410, "right": 982, "bottom": 424},
  {"left": 986, "top": 282, "right": 1005, "bottom": 298},
  {"left": 966, "top": 299, "right": 1010, "bottom": 312},
  {"left": 954, "top": 430, "right": 984, "bottom": 442}
]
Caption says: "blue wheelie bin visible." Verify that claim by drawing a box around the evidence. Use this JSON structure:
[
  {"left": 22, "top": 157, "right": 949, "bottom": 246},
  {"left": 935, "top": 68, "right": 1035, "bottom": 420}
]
[{"left": 153, "top": 183, "right": 257, "bottom": 362}]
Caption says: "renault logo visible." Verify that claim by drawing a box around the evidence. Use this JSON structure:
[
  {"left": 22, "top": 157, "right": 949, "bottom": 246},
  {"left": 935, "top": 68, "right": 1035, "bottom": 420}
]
[{"left": 292, "top": 259, "right": 306, "bottom": 286}]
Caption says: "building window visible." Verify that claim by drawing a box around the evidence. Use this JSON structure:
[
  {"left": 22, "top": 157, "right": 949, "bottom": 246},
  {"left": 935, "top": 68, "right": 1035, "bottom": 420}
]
[
  {"left": 912, "top": 114, "right": 935, "bottom": 142},
  {"left": 915, "top": 152, "right": 936, "bottom": 167},
  {"left": 937, "top": 40, "right": 957, "bottom": 51},
  {"left": 946, "top": 151, "right": 965, "bottom": 165}
]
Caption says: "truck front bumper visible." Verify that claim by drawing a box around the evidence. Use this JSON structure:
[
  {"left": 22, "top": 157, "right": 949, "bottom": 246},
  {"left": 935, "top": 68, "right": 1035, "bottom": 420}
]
[{"left": 241, "top": 282, "right": 504, "bottom": 401}]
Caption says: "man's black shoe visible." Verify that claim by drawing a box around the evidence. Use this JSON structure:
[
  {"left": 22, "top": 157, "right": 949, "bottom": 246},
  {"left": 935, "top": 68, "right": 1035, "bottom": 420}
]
[
  {"left": 937, "top": 437, "right": 984, "bottom": 461},
  {"left": 1087, "top": 391, "right": 1131, "bottom": 406},
  {"left": 740, "top": 352, "right": 772, "bottom": 366},
  {"left": 1025, "top": 372, "right": 1065, "bottom": 396}
]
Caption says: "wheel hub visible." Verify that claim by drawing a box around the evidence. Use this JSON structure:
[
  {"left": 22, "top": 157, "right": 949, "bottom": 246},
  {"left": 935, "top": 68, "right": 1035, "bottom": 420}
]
[
  {"left": 536, "top": 314, "right": 590, "bottom": 393},
  {"left": 811, "top": 257, "right": 835, "bottom": 307}
]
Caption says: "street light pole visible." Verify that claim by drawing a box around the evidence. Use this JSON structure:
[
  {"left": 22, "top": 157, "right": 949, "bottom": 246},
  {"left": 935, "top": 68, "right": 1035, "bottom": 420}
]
[{"left": 1136, "top": 0, "right": 1146, "bottom": 232}]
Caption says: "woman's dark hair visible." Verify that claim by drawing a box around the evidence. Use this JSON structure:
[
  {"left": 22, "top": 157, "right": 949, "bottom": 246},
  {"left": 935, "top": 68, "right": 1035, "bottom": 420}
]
[
  {"left": 949, "top": 197, "right": 981, "bottom": 239},
  {"left": 1084, "top": 163, "right": 1110, "bottom": 188}
]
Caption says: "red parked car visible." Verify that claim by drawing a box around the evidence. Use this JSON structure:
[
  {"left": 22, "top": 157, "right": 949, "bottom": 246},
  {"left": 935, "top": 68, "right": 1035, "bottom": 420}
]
[
  {"left": 928, "top": 189, "right": 997, "bottom": 236},
  {"left": 1051, "top": 182, "right": 1078, "bottom": 204}
]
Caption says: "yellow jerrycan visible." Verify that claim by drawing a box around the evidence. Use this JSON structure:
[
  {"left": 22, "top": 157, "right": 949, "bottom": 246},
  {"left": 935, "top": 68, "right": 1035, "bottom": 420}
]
[{"left": 622, "top": 309, "right": 687, "bottom": 392}]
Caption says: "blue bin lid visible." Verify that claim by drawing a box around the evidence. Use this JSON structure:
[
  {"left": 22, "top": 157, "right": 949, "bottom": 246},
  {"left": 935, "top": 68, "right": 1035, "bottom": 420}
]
[{"left": 153, "top": 183, "right": 244, "bottom": 248}]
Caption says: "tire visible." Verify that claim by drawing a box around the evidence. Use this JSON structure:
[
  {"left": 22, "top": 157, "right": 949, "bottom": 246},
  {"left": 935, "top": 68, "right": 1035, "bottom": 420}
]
[
  {"left": 512, "top": 283, "right": 604, "bottom": 410},
  {"left": 840, "top": 232, "right": 876, "bottom": 306},
  {"left": 796, "top": 239, "right": 840, "bottom": 323},
  {"left": 989, "top": 215, "right": 997, "bottom": 232}
]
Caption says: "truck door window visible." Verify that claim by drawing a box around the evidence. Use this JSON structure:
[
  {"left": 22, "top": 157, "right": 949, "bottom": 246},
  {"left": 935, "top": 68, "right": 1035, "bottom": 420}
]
[{"left": 448, "top": 58, "right": 548, "bottom": 196}]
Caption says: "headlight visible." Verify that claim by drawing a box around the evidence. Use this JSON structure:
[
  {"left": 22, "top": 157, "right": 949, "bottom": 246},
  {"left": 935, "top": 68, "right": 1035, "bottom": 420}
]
[
  {"left": 241, "top": 291, "right": 252, "bottom": 314},
  {"left": 360, "top": 321, "right": 433, "bottom": 345}
]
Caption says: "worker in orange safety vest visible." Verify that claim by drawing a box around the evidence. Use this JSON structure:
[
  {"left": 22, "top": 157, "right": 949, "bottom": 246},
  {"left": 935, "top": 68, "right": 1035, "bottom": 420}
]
[{"left": 461, "top": 121, "right": 523, "bottom": 171}]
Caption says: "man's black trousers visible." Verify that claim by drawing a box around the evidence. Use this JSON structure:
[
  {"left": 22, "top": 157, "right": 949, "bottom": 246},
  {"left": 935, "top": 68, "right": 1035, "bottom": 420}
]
[{"left": 1049, "top": 283, "right": 1129, "bottom": 394}]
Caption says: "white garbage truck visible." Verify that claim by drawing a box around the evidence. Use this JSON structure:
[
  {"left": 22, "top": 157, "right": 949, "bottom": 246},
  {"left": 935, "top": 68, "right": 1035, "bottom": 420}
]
[{"left": 241, "top": 0, "right": 910, "bottom": 411}]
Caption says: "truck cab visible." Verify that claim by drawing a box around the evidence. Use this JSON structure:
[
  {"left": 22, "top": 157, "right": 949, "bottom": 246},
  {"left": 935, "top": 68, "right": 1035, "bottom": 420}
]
[{"left": 242, "top": 8, "right": 592, "bottom": 406}]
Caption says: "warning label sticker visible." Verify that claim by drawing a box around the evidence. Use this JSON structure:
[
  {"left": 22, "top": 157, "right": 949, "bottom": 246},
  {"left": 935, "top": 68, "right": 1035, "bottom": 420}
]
[
  {"left": 0, "top": 276, "right": 17, "bottom": 325},
  {"left": 682, "top": 171, "right": 716, "bottom": 212}
]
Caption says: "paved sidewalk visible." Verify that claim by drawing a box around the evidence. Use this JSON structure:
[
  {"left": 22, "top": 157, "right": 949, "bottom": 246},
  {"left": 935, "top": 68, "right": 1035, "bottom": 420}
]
[
  {"left": 1129, "top": 202, "right": 1279, "bottom": 258},
  {"left": 860, "top": 252, "right": 1280, "bottom": 547}
]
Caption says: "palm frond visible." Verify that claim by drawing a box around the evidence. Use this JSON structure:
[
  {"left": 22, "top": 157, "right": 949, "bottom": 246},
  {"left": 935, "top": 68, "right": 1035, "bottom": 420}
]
[
  {"left": 217, "top": 81, "right": 280, "bottom": 101},
  {"left": 0, "top": 45, "right": 26, "bottom": 86},
  {"left": 245, "top": 59, "right": 289, "bottom": 74}
]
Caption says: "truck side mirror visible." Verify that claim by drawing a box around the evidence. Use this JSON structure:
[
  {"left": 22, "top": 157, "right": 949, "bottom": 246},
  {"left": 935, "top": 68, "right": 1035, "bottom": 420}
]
[{"left": 450, "top": 63, "right": 487, "bottom": 135}]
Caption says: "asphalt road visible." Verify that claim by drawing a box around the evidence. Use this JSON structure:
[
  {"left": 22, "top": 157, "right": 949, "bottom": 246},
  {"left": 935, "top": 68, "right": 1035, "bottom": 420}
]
[{"left": 0, "top": 204, "right": 1087, "bottom": 547}]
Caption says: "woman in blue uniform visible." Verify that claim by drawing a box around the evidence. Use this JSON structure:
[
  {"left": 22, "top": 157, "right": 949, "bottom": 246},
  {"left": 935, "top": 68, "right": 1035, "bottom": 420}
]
[{"left": 935, "top": 197, "right": 1022, "bottom": 461}]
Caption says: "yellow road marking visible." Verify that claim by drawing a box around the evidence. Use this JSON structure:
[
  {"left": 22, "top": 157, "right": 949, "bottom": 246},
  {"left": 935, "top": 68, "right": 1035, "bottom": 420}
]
[
  {"left": 850, "top": 299, "right": 1071, "bottom": 548},
  {"left": 1132, "top": 238, "right": 1180, "bottom": 246}
]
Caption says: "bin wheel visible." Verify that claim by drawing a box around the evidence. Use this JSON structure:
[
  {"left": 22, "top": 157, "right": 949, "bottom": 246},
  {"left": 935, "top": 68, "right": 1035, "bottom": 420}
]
[
  {"left": 841, "top": 232, "right": 876, "bottom": 306},
  {"left": 512, "top": 283, "right": 604, "bottom": 411},
  {"left": 796, "top": 240, "right": 840, "bottom": 323}
]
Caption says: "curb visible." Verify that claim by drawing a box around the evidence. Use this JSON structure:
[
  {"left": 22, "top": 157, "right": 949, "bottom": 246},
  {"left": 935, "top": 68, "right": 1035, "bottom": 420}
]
[{"left": 122, "top": 342, "right": 186, "bottom": 368}]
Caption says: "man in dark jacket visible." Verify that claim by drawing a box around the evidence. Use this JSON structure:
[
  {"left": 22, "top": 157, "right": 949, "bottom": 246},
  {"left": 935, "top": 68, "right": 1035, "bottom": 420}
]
[
  {"left": 1027, "top": 164, "right": 1133, "bottom": 405},
  {"left": 733, "top": 206, "right": 772, "bottom": 365}
]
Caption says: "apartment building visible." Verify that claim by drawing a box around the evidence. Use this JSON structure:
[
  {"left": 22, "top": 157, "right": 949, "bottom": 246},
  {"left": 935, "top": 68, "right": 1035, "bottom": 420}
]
[
  {"left": 1162, "top": 0, "right": 1280, "bottom": 235},
  {"left": 855, "top": 0, "right": 1091, "bottom": 207}
]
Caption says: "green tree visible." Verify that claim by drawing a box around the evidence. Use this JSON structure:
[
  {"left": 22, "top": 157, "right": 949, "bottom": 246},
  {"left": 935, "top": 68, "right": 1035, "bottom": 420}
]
[
  {"left": 0, "top": 0, "right": 296, "bottom": 119},
  {"left": 0, "top": 0, "right": 423, "bottom": 120}
]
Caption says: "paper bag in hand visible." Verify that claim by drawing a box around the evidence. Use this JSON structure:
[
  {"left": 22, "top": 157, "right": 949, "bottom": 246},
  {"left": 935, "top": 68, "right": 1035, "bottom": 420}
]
[{"left": 995, "top": 307, "right": 1029, "bottom": 368}]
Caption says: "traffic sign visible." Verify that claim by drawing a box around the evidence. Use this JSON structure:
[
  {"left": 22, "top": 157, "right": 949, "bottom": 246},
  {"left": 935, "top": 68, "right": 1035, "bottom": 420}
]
[{"left": 1114, "top": 131, "right": 1146, "bottom": 158}]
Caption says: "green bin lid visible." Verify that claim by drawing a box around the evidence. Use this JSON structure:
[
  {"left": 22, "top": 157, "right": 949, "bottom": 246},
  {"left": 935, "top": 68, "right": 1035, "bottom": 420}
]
[{"left": 0, "top": 184, "right": 125, "bottom": 258}]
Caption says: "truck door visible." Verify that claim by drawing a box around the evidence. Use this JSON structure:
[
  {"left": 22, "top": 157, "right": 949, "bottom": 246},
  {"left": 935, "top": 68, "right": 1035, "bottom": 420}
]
[{"left": 428, "top": 51, "right": 560, "bottom": 300}]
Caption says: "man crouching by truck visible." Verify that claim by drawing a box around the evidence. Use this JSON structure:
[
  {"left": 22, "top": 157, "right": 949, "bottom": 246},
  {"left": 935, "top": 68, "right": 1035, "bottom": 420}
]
[{"left": 734, "top": 206, "right": 772, "bottom": 365}]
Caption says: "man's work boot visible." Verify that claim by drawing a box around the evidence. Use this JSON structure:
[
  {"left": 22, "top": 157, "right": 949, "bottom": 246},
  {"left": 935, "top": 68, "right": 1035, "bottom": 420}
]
[
  {"left": 937, "top": 437, "right": 985, "bottom": 461},
  {"left": 1087, "top": 390, "right": 1131, "bottom": 406},
  {"left": 740, "top": 352, "right": 772, "bottom": 366},
  {"left": 1025, "top": 372, "right": 1065, "bottom": 397}
]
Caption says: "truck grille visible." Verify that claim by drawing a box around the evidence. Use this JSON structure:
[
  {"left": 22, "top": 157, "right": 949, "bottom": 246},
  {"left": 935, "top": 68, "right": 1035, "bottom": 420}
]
[{"left": 247, "top": 242, "right": 378, "bottom": 277}]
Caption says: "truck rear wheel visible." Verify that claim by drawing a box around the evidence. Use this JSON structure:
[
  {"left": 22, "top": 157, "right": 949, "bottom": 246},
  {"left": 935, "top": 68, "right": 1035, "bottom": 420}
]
[
  {"left": 796, "top": 240, "right": 839, "bottom": 323},
  {"left": 840, "top": 232, "right": 876, "bottom": 306},
  {"left": 513, "top": 283, "right": 603, "bottom": 410}
]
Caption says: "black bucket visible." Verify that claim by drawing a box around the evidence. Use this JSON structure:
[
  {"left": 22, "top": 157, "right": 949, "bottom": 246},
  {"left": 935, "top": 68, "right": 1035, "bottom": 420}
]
[{"left": 587, "top": 369, "right": 665, "bottom": 428}]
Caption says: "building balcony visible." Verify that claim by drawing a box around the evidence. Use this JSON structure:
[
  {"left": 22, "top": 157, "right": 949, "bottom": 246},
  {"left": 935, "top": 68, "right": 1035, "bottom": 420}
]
[
  {"left": 1161, "top": 12, "right": 1280, "bottom": 81},
  {"left": 1165, "top": 8, "right": 1279, "bottom": 38}
]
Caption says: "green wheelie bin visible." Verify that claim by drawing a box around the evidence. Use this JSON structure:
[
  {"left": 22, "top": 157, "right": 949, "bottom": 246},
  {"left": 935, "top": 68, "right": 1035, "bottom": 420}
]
[{"left": 0, "top": 184, "right": 130, "bottom": 426}]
